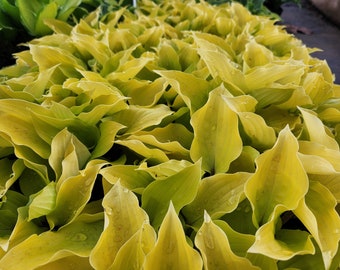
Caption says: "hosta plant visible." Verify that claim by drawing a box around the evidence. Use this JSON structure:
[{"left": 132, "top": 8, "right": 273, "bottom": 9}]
[
  {"left": 0, "top": 0, "right": 340, "bottom": 269},
  {"left": 0, "top": 0, "right": 136, "bottom": 38}
]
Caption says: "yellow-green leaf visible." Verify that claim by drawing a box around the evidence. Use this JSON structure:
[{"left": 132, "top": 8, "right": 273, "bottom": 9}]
[
  {"left": 182, "top": 172, "right": 250, "bottom": 227},
  {"left": 195, "top": 212, "right": 260, "bottom": 269},
  {"left": 299, "top": 107, "right": 339, "bottom": 151},
  {"left": 47, "top": 159, "right": 106, "bottom": 228},
  {"left": 90, "top": 181, "right": 150, "bottom": 270},
  {"left": 294, "top": 181, "right": 340, "bottom": 270},
  {"left": 110, "top": 223, "right": 157, "bottom": 270},
  {"left": 190, "top": 86, "right": 243, "bottom": 174},
  {"left": 0, "top": 213, "right": 103, "bottom": 270},
  {"left": 143, "top": 202, "right": 203, "bottom": 270},
  {"left": 245, "top": 126, "right": 309, "bottom": 227},
  {"left": 155, "top": 70, "right": 212, "bottom": 113},
  {"left": 28, "top": 181, "right": 56, "bottom": 221},
  {"left": 248, "top": 206, "right": 315, "bottom": 260},
  {"left": 142, "top": 160, "right": 201, "bottom": 229}
]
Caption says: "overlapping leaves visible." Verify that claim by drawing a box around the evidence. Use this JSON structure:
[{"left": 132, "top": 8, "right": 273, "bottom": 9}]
[{"left": 0, "top": 0, "right": 340, "bottom": 269}]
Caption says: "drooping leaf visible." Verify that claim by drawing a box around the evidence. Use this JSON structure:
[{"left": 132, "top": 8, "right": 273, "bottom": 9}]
[
  {"left": 1, "top": 206, "right": 44, "bottom": 252},
  {"left": 0, "top": 214, "right": 103, "bottom": 270},
  {"left": 294, "top": 181, "right": 340, "bottom": 270},
  {"left": 110, "top": 104, "right": 173, "bottom": 135},
  {"left": 155, "top": 70, "right": 212, "bottom": 113},
  {"left": 299, "top": 107, "right": 339, "bottom": 151},
  {"left": 28, "top": 181, "right": 56, "bottom": 221},
  {"left": 100, "top": 164, "right": 154, "bottom": 194},
  {"left": 0, "top": 99, "right": 52, "bottom": 159},
  {"left": 0, "top": 158, "right": 25, "bottom": 198},
  {"left": 248, "top": 205, "right": 315, "bottom": 261},
  {"left": 91, "top": 121, "right": 126, "bottom": 159},
  {"left": 137, "top": 159, "right": 193, "bottom": 180}
]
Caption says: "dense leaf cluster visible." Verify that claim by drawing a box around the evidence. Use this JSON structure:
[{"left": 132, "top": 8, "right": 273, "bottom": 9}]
[{"left": 0, "top": 0, "right": 339, "bottom": 269}]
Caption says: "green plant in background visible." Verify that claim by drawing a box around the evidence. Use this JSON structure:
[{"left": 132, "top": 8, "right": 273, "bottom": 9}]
[
  {"left": 0, "top": 0, "right": 339, "bottom": 269},
  {"left": 0, "top": 0, "right": 135, "bottom": 37},
  {"left": 205, "top": 0, "right": 301, "bottom": 14},
  {"left": 0, "top": 0, "right": 301, "bottom": 39}
]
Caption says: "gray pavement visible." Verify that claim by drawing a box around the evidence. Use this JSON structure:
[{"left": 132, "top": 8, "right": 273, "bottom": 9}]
[{"left": 281, "top": 0, "right": 340, "bottom": 84}]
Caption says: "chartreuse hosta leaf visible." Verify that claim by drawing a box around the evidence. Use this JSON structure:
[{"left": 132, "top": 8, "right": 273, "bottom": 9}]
[
  {"left": 0, "top": 191, "right": 28, "bottom": 250},
  {"left": 0, "top": 213, "right": 103, "bottom": 270},
  {"left": 299, "top": 140, "right": 340, "bottom": 172},
  {"left": 138, "top": 159, "right": 193, "bottom": 180},
  {"left": 49, "top": 128, "right": 90, "bottom": 182},
  {"left": 195, "top": 211, "right": 259, "bottom": 269},
  {"left": 192, "top": 33, "right": 245, "bottom": 89},
  {"left": 248, "top": 206, "right": 315, "bottom": 261},
  {"left": 110, "top": 223, "right": 157, "bottom": 270},
  {"left": 0, "top": 99, "right": 52, "bottom": 159},
  {"left": 113, "top": 77, "right": 167, "bottom": 107},
  {"left": 29, "top": 44, "right": 86, "bottom": 76},
  {"left": 294, "top": 181, "right": 340, "bottom": 270},
  {"left": 299, "top": 107, "right": 339, "bottom": 151},
  {"left": 155, "top": 70, "right": 212, "bottom": 113},
  {"left": 100, "top": 164, "right": 154, "bottom": 194},
  {"left": 245, "top": 126, "right": 315, "bottom": 261},
  {"left": 47, "top": 159, "right": 106, "bottom": 229},
  {"left": 0, "top": 158, "right": 25, "bottom": 198},
  {"left": 91, "top": 121, "right": 126, "bottom": 159},
  {"left": 1, "top": 0, "right": 340, "bottom": 267},
  {"left": 143, "top": 202, "right": 203, "bottom": 270},
  {"left": 190, "top": 85, "right": 243, "bottom": 174},
  {"left": 90, "top": 181, "right": 151, "bottom": 269},
  {"left": 1, "top": 205, "right": 46, "bottom": 253},
  {"left": 223, "top": 94, "right": 276, "bottom": 150},
  {"left": 142, "top": 160, "right": 201, "bottom": 229},
  {"left": 110, "top": 104, "right": 173, "bottom": 135},
  {"left": 182, "top": 172, "right": 251, "bottom": 228},
  {"left": 213, "top": 220, "right": 278, "bottom": 269},
  {"left": 245, "top": 125, "right": 309, "bottom": 227},
  {"left": 27, "top": 181, "right": 56, "bottom": 221},
  {"left": 242, "top": 39, "right": 274, "bottom": 71}
]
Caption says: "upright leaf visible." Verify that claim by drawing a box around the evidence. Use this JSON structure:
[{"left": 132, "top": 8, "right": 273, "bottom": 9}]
[
  {"left": 143, "top": 202, "right": 203, "bottom": 270},
  {"left": 90, "top": 181, "right": 150, "bottom": 270},
  {"left": 182, "top": 172, "right": 251, "bottom": 227},
  {"left": 190, "top": 86, "right": 243, "bottom": 174},
  {"left": 47, "top": 160, "right": 106, "bottom": 228},
  {"left": 142, "top": 160, "right": 201, "bottom": 229},
  {"left": 49, "top": 128, "right": 90, "bottom": 183},
  {"left": 156, "top": 70, "right": 212, "bottom": 113},
  {"left": 110, "top": 223, "right": 157, "bottom": 270},
  {"left": 245, "top": 126, "right": 309, "bottom": 227},
  {"left": 195, "top": 212, "right": 260, "bottom": 269}
]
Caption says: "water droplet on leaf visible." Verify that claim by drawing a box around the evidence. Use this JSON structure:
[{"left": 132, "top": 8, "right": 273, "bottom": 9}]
[{"left": 71, "top": 233, "right": 87, "bottom": 242}]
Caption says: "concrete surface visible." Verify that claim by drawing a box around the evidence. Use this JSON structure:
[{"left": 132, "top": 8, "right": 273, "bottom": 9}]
[{"left": 281, "top": 0, "right": 340, "bottom": 84}]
